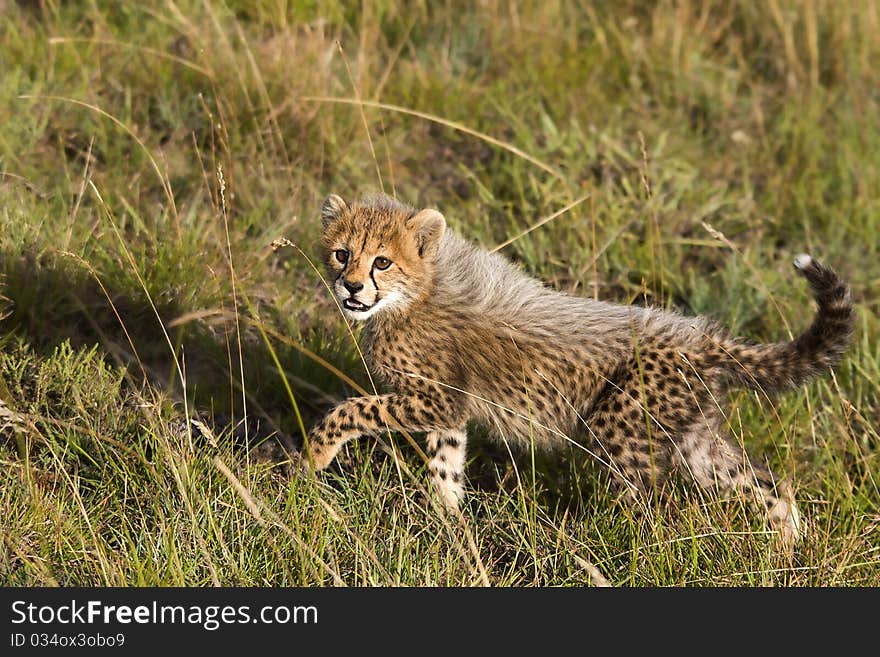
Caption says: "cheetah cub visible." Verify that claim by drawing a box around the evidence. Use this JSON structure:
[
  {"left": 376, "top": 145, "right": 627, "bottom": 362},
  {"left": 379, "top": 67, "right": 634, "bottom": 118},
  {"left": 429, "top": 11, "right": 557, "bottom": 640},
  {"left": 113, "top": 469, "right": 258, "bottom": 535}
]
[{"left": 308, "top": 193, "right": 853, "bottom": 546}]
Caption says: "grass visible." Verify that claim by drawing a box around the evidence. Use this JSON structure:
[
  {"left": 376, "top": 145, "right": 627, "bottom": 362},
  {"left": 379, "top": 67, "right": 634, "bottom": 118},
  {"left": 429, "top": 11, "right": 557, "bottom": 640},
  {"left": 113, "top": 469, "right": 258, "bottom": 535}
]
[{"left": 1, "top": 0, "right": 878, "bottom": 586}]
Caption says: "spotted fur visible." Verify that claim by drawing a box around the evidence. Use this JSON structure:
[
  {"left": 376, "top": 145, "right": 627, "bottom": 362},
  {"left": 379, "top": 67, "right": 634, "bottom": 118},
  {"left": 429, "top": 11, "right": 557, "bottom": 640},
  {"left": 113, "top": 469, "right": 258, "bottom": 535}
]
[{"left": 308, "top": 193, "right": 854, "bottom": 547}]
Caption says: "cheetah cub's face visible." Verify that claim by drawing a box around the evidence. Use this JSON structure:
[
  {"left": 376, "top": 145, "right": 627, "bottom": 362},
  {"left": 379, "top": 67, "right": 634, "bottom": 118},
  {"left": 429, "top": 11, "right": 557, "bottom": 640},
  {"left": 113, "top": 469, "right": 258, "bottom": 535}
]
[{"left": 320, "top": 194, "right": 446, "bottom": 320}]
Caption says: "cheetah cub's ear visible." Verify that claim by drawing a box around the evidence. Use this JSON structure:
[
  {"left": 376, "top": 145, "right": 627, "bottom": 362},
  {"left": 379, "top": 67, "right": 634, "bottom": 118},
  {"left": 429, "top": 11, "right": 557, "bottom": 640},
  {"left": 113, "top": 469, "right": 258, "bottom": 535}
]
[
  {"left": 321, "top": 194, "right": 349, "bottom": 229},
  {"left": 406, "top": 208, "right": 445, "bottom": 259}
]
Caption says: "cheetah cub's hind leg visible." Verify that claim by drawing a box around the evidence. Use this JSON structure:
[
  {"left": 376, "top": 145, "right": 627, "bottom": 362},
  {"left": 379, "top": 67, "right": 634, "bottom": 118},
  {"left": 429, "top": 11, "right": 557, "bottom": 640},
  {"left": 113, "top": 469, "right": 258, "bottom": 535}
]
[
  {"left": 674, "top": 422, "right": 801, "bottom": 549},
  {"left": 426, "top": 429, "right": 467, "bottom": 510}
]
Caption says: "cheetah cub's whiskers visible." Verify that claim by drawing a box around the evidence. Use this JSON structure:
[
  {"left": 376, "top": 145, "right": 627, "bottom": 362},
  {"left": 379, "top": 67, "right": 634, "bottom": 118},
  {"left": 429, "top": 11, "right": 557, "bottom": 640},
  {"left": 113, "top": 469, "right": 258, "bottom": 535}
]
[{"left": 308, "top": 193, "right": 854, "bottom": 548}]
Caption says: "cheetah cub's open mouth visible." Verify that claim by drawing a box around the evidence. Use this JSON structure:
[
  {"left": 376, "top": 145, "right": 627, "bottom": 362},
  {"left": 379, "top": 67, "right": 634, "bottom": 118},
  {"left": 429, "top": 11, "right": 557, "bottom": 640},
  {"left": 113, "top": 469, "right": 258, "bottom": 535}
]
[{"left": 343, "top": 298, "right": 371, "bottom": 312}]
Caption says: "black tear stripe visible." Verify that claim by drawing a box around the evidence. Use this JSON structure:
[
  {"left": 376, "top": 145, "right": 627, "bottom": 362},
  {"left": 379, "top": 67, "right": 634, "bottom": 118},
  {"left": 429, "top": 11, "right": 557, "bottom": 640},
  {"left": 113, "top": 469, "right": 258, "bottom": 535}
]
[
  {"left": 369, "top": 267, "right": 380, "bottom": 298},
  {"left": 334, "top": 253, "right": 349, "bottom": 282}
]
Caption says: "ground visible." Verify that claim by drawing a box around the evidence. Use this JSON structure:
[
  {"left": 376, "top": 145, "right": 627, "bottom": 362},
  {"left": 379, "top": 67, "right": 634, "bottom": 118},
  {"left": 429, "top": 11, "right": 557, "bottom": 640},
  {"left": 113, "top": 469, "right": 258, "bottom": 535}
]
[{"left": 0, "top": 0, "right": 878, "bottom": 585}]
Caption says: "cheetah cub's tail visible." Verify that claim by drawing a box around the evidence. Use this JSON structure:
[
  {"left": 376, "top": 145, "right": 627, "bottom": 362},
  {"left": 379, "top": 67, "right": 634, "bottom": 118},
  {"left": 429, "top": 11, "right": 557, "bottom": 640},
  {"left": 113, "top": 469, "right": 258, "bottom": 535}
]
[{"left": 719, "top": 254, "right": 854, "bottom": 393}]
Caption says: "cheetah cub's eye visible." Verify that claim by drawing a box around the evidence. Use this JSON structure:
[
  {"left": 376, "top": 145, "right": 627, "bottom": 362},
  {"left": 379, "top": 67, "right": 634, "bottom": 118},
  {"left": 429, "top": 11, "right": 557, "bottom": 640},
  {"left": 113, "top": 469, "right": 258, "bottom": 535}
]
[
  {"left": 334, "top": 249, "right": 349, "bottom": 264},
  {"left": 374, "top": 256, "right": 392, "bottom": 270}
]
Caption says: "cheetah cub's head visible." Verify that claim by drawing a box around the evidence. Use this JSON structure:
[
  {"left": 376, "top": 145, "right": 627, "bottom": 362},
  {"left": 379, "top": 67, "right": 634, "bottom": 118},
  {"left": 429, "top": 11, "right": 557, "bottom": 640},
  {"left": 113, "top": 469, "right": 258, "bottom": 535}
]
[{"left": 320, "top": 193, "right": 446, "bottom": 320}]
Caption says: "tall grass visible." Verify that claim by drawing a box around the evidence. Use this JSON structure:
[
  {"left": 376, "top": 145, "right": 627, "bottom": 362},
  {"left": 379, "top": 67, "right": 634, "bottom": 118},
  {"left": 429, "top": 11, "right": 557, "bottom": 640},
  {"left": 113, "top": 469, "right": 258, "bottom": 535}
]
[{"left": 0, "top": 0, "right": 878, "bottom": 586}]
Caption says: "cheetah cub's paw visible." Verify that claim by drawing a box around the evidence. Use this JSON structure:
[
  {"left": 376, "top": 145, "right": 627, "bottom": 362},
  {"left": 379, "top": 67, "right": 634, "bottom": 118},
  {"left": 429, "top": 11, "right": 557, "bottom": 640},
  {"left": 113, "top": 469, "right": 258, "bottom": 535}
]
[{"left": 769, "top": 496, "right": 802, "bottom": 551}]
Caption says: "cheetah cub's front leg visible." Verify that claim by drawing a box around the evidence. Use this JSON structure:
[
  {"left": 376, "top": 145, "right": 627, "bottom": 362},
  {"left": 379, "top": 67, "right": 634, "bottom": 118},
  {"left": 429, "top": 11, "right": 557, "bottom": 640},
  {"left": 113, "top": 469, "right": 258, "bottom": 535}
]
[
  {"left": 305, "top": 391, "right": 468, "bottom": 510},
  {"left": 426, "top": 429, "right": 468, "bottom": 510}
]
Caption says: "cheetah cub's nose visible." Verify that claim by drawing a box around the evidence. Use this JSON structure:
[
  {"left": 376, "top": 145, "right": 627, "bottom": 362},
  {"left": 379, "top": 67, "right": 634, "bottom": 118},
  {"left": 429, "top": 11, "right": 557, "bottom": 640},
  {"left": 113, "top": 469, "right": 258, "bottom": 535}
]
[{"left": 344, "top": 280, "right": 364, "bottom": 294}]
